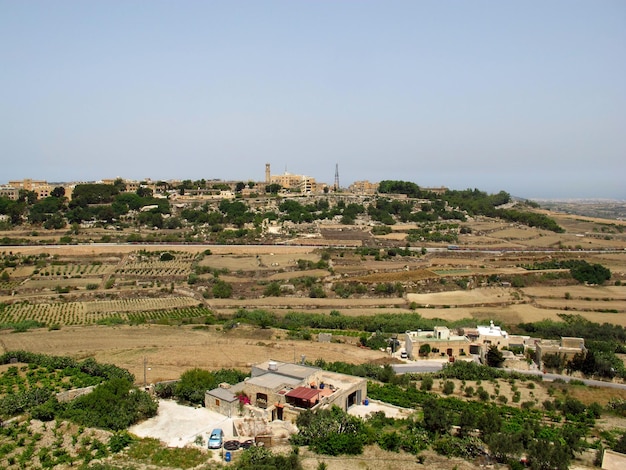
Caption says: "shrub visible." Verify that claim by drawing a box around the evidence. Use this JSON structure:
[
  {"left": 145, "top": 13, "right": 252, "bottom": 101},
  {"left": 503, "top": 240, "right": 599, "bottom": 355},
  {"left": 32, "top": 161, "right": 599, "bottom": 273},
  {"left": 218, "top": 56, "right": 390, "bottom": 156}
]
[
  {"left": 420, "top": 376, "right": 433, "bottom": 391},
  {"left": 442, "top": 380, "right": 455, "bottom": 395}
]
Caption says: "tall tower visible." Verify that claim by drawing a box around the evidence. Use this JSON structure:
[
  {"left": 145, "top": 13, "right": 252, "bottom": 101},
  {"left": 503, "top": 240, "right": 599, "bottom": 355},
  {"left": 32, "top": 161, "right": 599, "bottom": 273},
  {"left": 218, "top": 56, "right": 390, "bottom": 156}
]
[
  {"left": 334, "top": 163, "right": 340, "bottom": 192},
  {"left": 265, "top": 163, "right": 270, "bottom": 184}
]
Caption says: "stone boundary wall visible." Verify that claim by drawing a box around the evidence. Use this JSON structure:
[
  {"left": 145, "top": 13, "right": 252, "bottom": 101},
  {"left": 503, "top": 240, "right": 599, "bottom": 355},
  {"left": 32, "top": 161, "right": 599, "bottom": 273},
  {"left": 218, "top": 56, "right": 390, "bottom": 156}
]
[{"left": 56, "top": 386, "right": 95, "bottom": 403}]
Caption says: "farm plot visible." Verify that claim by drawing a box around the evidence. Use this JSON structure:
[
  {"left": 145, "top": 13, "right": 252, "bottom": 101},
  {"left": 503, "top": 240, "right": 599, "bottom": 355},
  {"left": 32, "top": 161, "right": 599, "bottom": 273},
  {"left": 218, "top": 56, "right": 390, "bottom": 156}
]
[
  {"left": 266, "top": 269, "right": 329, "bottom": 281},
  {"left": 198, "top": 253, "right": 320, "bottom": 272},
  {"left": 522, "top": 285, "right": 626, "bottom": 300},
  {"left": 0, "top": 297, "right": 204, "bottom": 326},
  {"left": 116, "top": 252, "right": 196, "bottom": 278},
  {"left": 406, "top": 287, "right": 517, "bottom": 307},
  {"left": 116, "top": 266, "right": 191, "bottom": 278},
  {"left": 39, "top": 263, "right": 114, "bottom": 277},
  {"left": 22, "top": 278, "right": 98, "bottom": 289},
  {"left": 535, "top": 298, "right": 625, "bottom": 312},
  {"left": 351, "top": 269, "right": 438, "bottom": 283},
  {"left": 84, "top": 296, "right": 200, "bottom": 314},
  {"left": 5, "top": 266, "right": 36, "bottom": 277}
]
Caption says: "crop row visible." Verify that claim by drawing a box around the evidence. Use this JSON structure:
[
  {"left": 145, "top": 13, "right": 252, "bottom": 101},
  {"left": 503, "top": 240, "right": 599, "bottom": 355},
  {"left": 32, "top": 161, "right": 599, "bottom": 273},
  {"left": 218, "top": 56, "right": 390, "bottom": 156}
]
[
  {"left": 0, "top": 298, "right": 204, "bottom": 326},
  {"left": 39, "top": 264, "right": 112, "bottom": 275},
  {"left": 85, "top": 297, "right": 199, "bottom": 313},
  {"left": 115, "top": 268, "right": 190, "bottom": 277}
]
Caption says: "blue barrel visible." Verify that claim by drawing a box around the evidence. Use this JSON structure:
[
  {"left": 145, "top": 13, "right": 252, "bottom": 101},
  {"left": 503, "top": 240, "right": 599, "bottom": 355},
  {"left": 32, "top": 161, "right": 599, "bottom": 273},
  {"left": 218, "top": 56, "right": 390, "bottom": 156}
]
[
  {"left": 363, "top": 398, "right": 369, "bottom": 406},
  {"left": 225, "top": 451, "right": 231, "bottom": 462}
]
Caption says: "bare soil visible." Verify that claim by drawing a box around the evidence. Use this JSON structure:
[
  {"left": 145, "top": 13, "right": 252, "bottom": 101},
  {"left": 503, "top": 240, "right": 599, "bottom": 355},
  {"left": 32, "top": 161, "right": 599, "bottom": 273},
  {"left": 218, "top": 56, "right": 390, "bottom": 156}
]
[{"left": 0, "top": 324, "right": 388, "bottom": 383}]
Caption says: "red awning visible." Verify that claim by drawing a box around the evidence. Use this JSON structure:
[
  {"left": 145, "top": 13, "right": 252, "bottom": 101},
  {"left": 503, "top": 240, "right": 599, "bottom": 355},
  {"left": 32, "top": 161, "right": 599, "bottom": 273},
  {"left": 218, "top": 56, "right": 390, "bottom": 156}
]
[{"left": 285, "top": 387, "right": 321, "bottom": 401}]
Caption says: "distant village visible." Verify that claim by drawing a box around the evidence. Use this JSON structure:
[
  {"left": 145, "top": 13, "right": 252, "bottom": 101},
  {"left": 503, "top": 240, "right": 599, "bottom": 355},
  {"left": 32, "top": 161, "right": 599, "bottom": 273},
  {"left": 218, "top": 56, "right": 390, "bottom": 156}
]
[{"left": 0, "top": 163, "right": 447, "bottom": 201}]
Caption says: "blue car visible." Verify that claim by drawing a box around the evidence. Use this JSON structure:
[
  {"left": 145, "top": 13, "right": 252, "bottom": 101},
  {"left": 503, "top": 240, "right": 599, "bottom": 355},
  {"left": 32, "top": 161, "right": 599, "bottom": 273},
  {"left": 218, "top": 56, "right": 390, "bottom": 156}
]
[{"left": 208, "top": 428, "right": 224, "bottom": 449}]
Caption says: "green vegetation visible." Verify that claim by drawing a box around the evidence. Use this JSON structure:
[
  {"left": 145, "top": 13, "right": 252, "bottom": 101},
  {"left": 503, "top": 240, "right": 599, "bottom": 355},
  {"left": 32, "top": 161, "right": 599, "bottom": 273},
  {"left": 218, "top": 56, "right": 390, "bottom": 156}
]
[
  {"left": 59, "top": 378, "right": 157, "bottom": 430},
  {"left": 520, "top": 259, "right": 611, "bottom": 284},
  {"left": 0, "top": 179, "right": 564, "bottom": 238},
  {"left": 232, "top": 308, "right": 470, "bottom": 333},
  {"left": 162, "top": 368, "right": 249, "bottom": 405}
]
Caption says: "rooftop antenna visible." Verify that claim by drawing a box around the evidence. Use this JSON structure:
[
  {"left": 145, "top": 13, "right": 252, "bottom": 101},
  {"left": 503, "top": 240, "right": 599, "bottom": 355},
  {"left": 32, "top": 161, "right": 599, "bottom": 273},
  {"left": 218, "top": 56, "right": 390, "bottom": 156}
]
[{"left": 334, "top": 163, "right": 339, "bottom": 192}]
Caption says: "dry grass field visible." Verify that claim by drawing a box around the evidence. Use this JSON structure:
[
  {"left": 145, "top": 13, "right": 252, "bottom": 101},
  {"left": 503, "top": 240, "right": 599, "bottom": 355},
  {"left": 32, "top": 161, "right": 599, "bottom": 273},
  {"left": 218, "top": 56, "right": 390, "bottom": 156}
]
[
  {"left": 0, "top": 324, "right": 387, "bottom": 383},
  {"left": 1, "top": 208, "right": 625, "bottom": 380}
]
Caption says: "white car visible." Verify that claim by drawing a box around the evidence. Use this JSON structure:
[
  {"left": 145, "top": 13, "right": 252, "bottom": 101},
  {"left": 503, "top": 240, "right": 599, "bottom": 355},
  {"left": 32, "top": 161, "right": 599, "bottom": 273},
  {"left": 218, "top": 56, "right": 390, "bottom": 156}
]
[{"left": 400, "top": 351, "right": 408, "bottom": 359}]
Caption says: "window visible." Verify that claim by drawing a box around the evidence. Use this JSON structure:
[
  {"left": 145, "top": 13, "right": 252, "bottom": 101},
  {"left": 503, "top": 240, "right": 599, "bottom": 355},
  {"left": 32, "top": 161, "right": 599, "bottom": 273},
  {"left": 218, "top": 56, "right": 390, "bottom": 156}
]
[{"left": 215, "top": 399, "right": 220, "bottom": 406}]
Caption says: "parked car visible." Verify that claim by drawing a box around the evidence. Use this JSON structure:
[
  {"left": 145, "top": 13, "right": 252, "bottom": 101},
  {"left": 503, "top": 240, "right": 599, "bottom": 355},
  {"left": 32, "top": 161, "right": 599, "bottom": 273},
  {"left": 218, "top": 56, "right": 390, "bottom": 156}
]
[
  {"left": 400, "top": 351, "right": 408, "bottom": 359},
  {"left": 208, "top": 428, "right": 224, "bottom": 449}
]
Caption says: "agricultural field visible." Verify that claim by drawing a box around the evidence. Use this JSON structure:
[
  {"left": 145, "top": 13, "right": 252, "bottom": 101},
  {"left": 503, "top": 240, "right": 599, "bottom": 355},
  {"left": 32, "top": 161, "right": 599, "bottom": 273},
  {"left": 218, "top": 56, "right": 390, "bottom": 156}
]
[
  {"left": 0, "top": 206, "right": 624, "bottom": 375},
  {"left": 0, "top": 299, "right": 207, "bottom": 326},
  {"left": 0, "top": 203, "right": 625, "bottom": 470}
]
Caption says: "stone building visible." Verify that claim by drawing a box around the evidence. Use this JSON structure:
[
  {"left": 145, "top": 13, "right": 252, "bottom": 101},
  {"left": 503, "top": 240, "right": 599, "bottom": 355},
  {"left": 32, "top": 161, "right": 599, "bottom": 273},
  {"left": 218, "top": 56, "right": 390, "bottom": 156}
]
[
  {"left": 535, "top": 337, "right": 586, "bottom": 367},
  {"left": 205, "top": 360, "right": 367, "bottom": 423},
  {"left": 404, "top": 326, "right": 471, "bottom": 359}
]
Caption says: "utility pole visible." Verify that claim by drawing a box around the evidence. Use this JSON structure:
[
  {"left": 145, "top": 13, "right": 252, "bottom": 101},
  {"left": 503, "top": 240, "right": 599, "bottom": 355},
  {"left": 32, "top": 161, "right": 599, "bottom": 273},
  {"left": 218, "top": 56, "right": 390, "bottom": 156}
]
[
  {"left": 143, "top": 357, "right": 147, "bottom": 388},
  {"left": 334, "top": 163, "right": 340, "bottom": 192}
]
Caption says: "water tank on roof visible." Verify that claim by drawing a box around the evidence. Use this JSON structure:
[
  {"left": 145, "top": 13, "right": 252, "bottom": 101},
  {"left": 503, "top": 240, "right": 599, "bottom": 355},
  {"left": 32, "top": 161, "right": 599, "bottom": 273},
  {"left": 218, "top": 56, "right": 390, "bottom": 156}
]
[{"left": 268, "top": 361, "right": 278, "bottom": 371}]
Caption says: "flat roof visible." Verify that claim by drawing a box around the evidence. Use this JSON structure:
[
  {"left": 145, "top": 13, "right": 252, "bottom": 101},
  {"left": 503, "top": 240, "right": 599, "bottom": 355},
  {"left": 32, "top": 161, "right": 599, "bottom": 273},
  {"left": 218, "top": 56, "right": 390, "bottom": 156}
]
[
  {"left": 207, "top": 387, "right": 238, "bottom": 403},
  {"left": 245, "top": 373, "right": 302, "bottom": 390},
  {"left": 254, "top": 361, "right": 319, "bottom": 380}
]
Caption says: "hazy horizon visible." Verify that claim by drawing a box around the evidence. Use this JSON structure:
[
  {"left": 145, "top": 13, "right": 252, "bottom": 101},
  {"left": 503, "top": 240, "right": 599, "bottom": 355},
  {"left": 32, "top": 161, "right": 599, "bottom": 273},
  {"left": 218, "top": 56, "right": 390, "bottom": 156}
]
[{"left": 2, "top": 1, "right": 624, "bottom": 200}]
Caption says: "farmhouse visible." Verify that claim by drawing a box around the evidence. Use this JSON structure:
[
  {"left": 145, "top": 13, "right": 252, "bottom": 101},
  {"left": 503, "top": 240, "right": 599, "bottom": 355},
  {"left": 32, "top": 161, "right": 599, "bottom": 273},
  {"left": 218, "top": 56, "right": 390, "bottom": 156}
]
[
  {"left": 535, "top": 337, "right": 586, "bottom": 367},
  {"left": 460, "top": 321, "right": 511, "bottom": 354},
  {"left": 205, "top": 360, "right": 367, "bottom": 423},
  {"left": 404, "top": 327, "right": 471, "bottom": 359}
]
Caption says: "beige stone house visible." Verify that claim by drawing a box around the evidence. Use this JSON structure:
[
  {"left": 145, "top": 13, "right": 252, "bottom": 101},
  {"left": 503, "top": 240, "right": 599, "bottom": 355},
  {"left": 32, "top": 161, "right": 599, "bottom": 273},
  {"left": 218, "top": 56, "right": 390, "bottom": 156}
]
[{"left": 205, "top": 360, "right": 367, "bottom": 423}]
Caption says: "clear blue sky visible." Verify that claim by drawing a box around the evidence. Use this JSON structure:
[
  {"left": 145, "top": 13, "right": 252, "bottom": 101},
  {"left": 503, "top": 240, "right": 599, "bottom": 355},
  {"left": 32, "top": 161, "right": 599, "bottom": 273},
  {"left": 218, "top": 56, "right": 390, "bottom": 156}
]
[{"left": 1, "top": 1, "right": 624, "bottom": 199}]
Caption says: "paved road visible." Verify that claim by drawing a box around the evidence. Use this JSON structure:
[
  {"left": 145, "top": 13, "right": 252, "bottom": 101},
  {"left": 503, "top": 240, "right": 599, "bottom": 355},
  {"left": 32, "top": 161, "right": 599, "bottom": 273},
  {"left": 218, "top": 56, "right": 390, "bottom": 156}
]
[
  {"left": 392, "top": 361, "right": 626, "bottom": 391},
  {"left": 391, "top": 361, "right": 447, "bottom": 374},
  {"left": 504, "top": 368, "right": 626, "bottom": 391}
]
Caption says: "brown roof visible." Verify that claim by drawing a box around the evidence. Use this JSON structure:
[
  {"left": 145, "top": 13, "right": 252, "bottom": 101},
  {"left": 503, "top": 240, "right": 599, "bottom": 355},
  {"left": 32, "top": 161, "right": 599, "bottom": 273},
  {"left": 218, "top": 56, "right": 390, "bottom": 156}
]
[{"left": 285, "top": 387, "right": 321, "bottom": 401}]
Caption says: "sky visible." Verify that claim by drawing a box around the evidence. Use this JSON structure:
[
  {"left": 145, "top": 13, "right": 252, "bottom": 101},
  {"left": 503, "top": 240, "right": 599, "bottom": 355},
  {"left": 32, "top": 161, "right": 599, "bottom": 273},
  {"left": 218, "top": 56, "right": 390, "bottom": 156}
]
[{"left": 1, "top": 1, "right": 625, "bottom": 199}]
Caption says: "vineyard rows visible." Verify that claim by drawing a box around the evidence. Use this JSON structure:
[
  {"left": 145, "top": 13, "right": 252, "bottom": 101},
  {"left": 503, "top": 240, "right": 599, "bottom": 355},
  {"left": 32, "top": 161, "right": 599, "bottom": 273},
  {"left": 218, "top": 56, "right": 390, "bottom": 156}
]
[
  {"left": 37, "top": 264, "right": 113, "bottom": 277},
  {"left": 115, "top": 267, "right": 190, "bottom": 277},
  {"left": 0, "top": 297, "right": 204, "bottom": 326},
  {"left": 84, "top": 297, "right": 199, "bottom": 313}
]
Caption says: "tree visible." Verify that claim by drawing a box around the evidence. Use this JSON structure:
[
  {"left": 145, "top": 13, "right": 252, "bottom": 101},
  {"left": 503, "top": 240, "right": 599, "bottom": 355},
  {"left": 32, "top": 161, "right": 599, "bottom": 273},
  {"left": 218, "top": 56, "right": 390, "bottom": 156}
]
[
  {"left": 292, "top": 405, "right": 367, "bottom": 455},
  {"left": 175, "top": 368, "right": 247, "bottom": 405},
  {"left": 51, "top": 186, "right": 65, "bottom": 198},
  {"left": 527, "top": 437, "right": 571, "bottom": 470},
  {"left": 485, "top": 345, "right": 505, "bottom": 368},
  {"left": 236, "top": 446, "right": 302, "bottom": 470},
  {"left": 175, "top": 368, "right": 215, "bottom": 404},
  {"left": 18, "top": 189, "right": 38, "bottom": 204},
  {"left": 265, "top": 183, "right": 282, "bottom": 194},
  {"left": 422, "top": 397, "right": 452, "bottom": 435},
  {"left": 613, "top": 432, "right": 626, "bottom": 454},
  {"left": 420, "top": 375, "right": 433, "bottom": 391},
  {"left": 212, "top": 280, "right": 233, "bottom": 299},
  {"left": 542, "top": 353, "right": 565, "bottom": 372},
  {"left": 486, "top": 432, "right": 523, "bottom": 463},
  {"left": 442, "top": 380, "right": 455, "bottom": 395},
  {"left": 61, "top": 378, "right": 157, "bottom": 430},
  {"left": 570, "top": 261, "right": 611, "bottom": 285},
  {"left": 264, "top": 282, "right": 281, "bottom": 297},
  {"left": 136, "top": 186, "right": 153, "bottom": 198}
]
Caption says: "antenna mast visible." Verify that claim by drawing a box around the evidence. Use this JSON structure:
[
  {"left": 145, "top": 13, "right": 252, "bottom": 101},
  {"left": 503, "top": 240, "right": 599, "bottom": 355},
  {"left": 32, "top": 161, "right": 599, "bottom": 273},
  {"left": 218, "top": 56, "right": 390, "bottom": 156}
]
[{"left": 334, "top": 163, "right": 339, "bottom": 192}]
